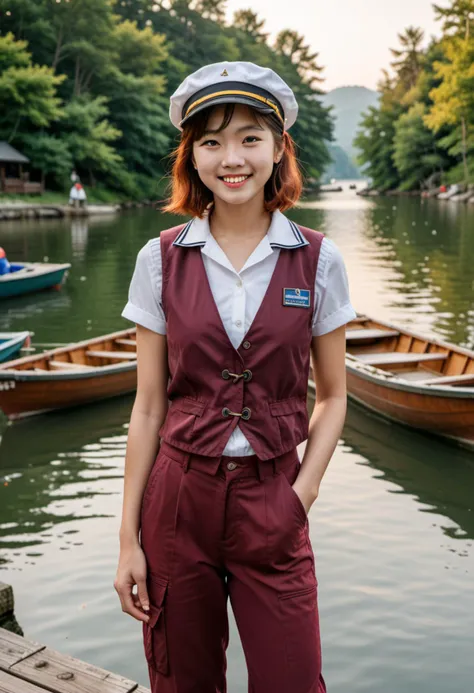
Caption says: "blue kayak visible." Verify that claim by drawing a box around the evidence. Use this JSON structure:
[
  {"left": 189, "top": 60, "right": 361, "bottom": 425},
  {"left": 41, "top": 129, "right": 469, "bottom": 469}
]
[
  {"left": 0, "top": 262, "right": 71, "bottom": 298},
  {"left": 0, "top": 331, "right": 31, "bottom": 363}
]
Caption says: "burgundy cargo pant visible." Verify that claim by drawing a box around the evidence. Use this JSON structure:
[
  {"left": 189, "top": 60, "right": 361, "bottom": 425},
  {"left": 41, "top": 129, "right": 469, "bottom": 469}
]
[{"left": 140, "top": 440, "right": 327, "bottom": 693}]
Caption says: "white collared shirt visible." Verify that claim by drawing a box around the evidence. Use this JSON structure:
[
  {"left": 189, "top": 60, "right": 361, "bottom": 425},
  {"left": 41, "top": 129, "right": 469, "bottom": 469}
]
[{"left": 122, "top": 210, "right": 356, "bottom": 456}]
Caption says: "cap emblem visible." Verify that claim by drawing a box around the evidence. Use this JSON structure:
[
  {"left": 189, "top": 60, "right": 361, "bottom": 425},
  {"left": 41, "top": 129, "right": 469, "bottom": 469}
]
[{"left": 220, "top": 69, "right": 229, "bottom": 77}]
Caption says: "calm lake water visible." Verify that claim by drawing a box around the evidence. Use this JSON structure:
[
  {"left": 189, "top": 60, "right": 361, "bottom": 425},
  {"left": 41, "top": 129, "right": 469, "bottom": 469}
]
[{"left": 1, "top": 188, "right": 473, "bottom": 692}]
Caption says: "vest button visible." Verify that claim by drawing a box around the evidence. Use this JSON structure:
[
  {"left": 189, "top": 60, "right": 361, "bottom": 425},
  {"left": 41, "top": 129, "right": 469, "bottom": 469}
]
[
  {"left": 222, "top": 407, "right": 230, "bottom": 418},
  {"left": 242, "top": 340, "right": 251, "bottom": 350},
  {"left": 241, "top": 407, "right": 251, "bottom": 421},
  {"left": 227, "top": 461, "right": 238, "bottom": 471},
  {"left": 243, "top": 369, "right": 252, "bottom": 382},
  {"left": 222, "top": 369, "right": 231, "bottom": 380}
]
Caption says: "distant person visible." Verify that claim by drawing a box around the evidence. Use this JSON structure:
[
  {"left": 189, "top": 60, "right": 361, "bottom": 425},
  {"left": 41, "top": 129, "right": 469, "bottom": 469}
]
[
  {"left": 0, "top": 247, "right": 11, "bottom": 275},
  {"left": 76, "top": 182, "right": 87, "bottom": 207},
  {"left": 70, "top": 169, "right": 79, "bottom": 183},
  {"left": 116, "top": 60, "right": 356, "bottom": 693},
  {"left": 69, "top": 182, "right": 87, "bottom": 208}
]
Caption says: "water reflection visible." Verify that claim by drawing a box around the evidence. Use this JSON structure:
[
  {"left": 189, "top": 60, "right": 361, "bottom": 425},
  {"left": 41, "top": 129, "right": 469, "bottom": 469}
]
[
  {"left": 70, "top": 218, "right": 89, "bottom": 260},
  {"left": 362, "top": 198, "right": 474, "bottom": 346},
  {"left": 342, "top": 402, "right": 474, "bottom": 540},
  {"left": 0, "top": 395, "right": 134, "bottom": 561},
  {"left": 0, "top": 290, "right": 72, "bottom": 331}
]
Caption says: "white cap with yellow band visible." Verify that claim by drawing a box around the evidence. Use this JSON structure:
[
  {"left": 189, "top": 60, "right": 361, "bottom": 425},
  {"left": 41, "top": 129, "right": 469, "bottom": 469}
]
[{"left": 169, "top": 61, "right": 299, "bottom": 131}]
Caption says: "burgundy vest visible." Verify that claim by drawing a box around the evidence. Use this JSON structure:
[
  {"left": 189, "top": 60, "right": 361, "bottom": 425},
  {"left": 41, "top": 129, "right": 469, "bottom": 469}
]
[{"left": 158, "top": 223, "right": 323, "bottom": 460}]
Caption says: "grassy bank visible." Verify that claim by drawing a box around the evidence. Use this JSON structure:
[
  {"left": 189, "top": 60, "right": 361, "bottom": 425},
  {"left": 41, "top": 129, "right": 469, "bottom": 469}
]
[{"left": 0, "top": 178, "right": 170, "bottom": 207}]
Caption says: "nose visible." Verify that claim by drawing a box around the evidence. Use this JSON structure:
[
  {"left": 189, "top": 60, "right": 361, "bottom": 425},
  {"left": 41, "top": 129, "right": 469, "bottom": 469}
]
[{"left": 221, "top": 145, "right": 245, "bottom": 169}]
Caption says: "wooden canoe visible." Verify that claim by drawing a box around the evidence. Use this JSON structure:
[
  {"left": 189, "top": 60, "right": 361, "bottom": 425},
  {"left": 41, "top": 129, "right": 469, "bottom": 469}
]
[
  {"left": 0, "top": 332, "right": 30, "bottom": 363},
  {"left": 0, "top": 262, "right": 71, "bottom": 298},
  {"left": 342, "top": 315, "right": 474, "bottom": 450},
  {"left": 0, "top": 327, "right": 137, "bottom": 419}
]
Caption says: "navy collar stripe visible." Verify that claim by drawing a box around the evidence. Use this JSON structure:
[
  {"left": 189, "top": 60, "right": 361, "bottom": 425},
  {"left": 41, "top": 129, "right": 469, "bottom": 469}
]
[
  {"left": 172, "top": 217, "right": 309, "bottom": 249},
  {"left": 173, "top": 220, "right": 194, "bottom": 246},
  {"left": 289, "top": 220, "right": 306, "bottom": 245}
]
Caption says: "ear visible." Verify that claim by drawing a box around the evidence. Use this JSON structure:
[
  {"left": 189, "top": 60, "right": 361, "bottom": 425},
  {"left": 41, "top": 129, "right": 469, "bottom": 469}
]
[{"left": 274, "top": 142, "right": 285, "bottom": 164}]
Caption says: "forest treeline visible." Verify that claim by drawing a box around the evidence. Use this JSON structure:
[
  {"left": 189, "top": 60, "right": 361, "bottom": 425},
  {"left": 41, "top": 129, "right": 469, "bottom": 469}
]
[
  {"left": 0, "top": 0, "right": 334, "bottom": 199},
  {"left": 355, "top": 0, "right": 474, "bottom": 192}
]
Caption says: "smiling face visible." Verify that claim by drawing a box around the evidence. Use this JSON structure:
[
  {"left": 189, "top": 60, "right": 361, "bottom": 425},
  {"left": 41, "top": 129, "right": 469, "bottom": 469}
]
[{"left": 191, "top": 104, "right": 284, "bottom": 208}]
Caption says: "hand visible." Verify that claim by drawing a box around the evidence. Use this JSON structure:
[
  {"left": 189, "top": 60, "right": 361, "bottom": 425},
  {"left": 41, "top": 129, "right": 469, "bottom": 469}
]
[
  {"left": 292, "top": 479, "right": 318, "bottom": 515},
  {"left": 114, "top": 542, "right": 150, "bottom": 624}
]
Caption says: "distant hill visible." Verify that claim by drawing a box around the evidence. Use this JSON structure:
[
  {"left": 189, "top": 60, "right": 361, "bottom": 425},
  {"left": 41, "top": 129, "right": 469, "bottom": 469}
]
[
  {"left": 321, "top": 86, "right": 379, "bottom": 179},
  {"left": 323, "top": 144, "right": 360, "bottom": 183}
]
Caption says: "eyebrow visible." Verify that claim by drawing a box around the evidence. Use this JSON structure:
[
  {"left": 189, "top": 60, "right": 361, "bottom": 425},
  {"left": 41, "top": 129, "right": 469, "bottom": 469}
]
[{"left": 201, "top": 124, "right": 265, "bottom": 138}]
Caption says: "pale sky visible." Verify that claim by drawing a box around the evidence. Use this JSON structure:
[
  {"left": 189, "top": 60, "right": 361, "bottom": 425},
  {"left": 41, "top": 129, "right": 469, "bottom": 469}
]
[{"left": 226, "top": 0, "right": 446, "bottom": 91}]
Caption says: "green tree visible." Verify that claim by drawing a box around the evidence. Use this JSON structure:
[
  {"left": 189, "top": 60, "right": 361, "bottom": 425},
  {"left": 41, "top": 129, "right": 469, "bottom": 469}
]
[
  {"left": 193, "top": 0, "right": 227, "bottom": 24},
  {"left": 390, "top": 26, "right": 425, "bottom": 92},
  {"left": 393, "top": 103, "right": 447, "bottom": 189},
  {"left": 233, "top": 10, "right": 269, "bottom": 43},
  {"left": 0, "top": 33, "right": 64, "bottom": 141},
  {"left": 274, "top": 29, "right": 324, "bottom": 87},
  {"left": 22, "top": 133, "right": 73, "bottom": 187},
  {"left": 58, "top": 96, "right": 123, "bottom": 183},
  {"left": 355, "top": 72, "right": 402, "bottom": 190},
  {"left": 98, "top": 20, "right": 171, "bottom": 175},
  {"left": 433, "top": 0, "right": 474, "bottom": 40},
  {"left": 425, "top": 37, "right": 474, "bottom": 182}
]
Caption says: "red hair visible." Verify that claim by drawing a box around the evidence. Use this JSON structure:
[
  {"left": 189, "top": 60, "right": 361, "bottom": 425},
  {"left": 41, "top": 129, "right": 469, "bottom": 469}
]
[{"left": 162, "top": 104, "right": 303, "bottom": 217}]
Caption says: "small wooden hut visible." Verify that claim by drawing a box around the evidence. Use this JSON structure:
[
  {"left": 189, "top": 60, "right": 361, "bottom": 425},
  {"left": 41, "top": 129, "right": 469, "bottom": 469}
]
[{"left": 0, "top": 142, "right": 43, "bottom": 194}]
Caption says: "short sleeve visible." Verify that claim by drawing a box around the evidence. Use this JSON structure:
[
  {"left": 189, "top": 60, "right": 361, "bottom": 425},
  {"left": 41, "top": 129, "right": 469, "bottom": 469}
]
[
  {"left": 121, "top": 239, "right": 166, "bottom": 335},
  {"left": 312, "top": 238, "right": 357, "bottom": 337}
]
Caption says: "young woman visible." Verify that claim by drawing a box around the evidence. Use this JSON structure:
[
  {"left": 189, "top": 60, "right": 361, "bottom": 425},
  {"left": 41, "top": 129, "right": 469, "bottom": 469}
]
[{"left": 115, "top": 61, "right": 356, "bottom": 693}]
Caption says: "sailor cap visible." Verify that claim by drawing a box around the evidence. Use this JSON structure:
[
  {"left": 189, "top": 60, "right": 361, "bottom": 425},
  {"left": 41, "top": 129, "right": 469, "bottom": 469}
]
[{"left": 169, "top": 61, "right": 298, "bottom": 131}]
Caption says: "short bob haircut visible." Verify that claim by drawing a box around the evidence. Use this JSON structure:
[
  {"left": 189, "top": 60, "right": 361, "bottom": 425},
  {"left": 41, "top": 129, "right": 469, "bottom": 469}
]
[{"left": 163, "top": 104, "right": 303, "bottom": 218}]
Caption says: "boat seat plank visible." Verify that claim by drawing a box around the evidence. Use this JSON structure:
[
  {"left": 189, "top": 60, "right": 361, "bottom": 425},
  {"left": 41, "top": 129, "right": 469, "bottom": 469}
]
[
  {"left": 346, "top": 328, "right": 399, "bottom": 341},
  {"left": 356, "top": 351, "right": 448, "bottom": 366},
  {"left": 348, "top": 316, "right": 370, "bottom": 324},
  {"left": 86, "top": 350, "right": 137, "bottom": 360},
  {"left": 417, "top": 373, "right": 474, "bottom": 386},
  {"left": 114, "top": 339, "right": 137, "bottom": 347},
  {"left": 49, "top": 360, "right": 93, "bottom": 370}
]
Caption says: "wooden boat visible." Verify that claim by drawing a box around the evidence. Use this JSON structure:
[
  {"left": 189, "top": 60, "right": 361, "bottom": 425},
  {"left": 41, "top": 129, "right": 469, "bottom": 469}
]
[
  {"left": 0, "top": 328, "right": 137, "bottom": 419},
  {"left": 343, "top": 315, "right": 474, "bottom": 450},
  {"left": 0, "top": 332, "right": 30, "bottom": 363},
  {"left": 0, "top": 262, "right": 71, "bottom": 298}
]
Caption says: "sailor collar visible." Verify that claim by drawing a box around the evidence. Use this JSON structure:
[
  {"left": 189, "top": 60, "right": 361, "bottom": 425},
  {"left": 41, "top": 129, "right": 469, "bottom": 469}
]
[{"left": 172, "top": 209, "right": 309, "bottom": 250}]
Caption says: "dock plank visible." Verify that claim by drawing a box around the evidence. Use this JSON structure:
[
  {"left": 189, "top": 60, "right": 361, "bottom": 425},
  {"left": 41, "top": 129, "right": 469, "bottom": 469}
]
[
  {"left": 0, "top": 628, "right": 149, "bottom": 693},
  {"left": 355, "top": 351, "right": 448, "bottom": 367},
  {"left": 0, "top": 629, "right": 44, "bottom": 669},
  {"left": 86, "top": 351, "right": 137, "bottom": 360},
  {"left": 12, "top": 648, "right": 139, "bottom": 693},
  {"left": 346, "top": 328, "right": 400, "bottom": 341},
  {"left": 0, "top": 669, "right": 47, "bottom": 693}
]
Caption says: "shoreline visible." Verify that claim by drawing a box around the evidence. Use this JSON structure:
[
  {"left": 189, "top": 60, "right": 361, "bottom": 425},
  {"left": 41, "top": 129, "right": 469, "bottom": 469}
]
[
  {"left": 357, "top": 185, "right": 474, "bottom": 204},
  {"left": 0, "top": 199, "right": 157, "bottom": 222}
]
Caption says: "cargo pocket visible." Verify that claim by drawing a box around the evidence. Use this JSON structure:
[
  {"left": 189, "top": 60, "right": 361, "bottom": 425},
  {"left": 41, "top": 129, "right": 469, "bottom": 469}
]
[
  {"left": 278, "top": 584, "right": 322, "bottom": 687},
  {"left": 143, "top": 575, "right": 169, "bottom": 676}
]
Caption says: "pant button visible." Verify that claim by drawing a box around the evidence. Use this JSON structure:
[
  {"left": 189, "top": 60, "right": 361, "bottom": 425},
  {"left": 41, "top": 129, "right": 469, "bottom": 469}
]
[{"left": 227, "top": 462, "right": 237, "bottom": 471}]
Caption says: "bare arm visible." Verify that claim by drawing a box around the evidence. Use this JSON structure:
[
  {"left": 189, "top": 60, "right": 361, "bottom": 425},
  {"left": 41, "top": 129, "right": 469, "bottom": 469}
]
[
  {"left": 114, "top": 325, "right": 169, "bottom": 622},
  {"left": 293, "top": 325, "right": 347, "bottom": 510}
]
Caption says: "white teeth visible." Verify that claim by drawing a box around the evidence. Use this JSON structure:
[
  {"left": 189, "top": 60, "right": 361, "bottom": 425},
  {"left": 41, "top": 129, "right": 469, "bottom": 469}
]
[{"left": 222, "top": 175, "right": 250, "bottom": 183}]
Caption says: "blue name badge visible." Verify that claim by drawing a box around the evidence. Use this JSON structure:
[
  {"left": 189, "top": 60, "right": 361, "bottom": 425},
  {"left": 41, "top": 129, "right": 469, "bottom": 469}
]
[{"left": 283, "top": 287, "right": 311, "bottom": 308}]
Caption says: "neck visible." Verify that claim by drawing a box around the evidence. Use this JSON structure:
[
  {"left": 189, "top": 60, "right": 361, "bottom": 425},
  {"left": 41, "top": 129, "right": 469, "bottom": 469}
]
[{"left": 210, "top": 194, "right": 271, "bottom": 241}]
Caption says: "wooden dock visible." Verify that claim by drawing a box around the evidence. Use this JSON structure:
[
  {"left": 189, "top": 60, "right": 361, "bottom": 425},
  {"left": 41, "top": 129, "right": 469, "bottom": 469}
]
[
  {"left": 0, "top": 204, "right": 120, "bottom": 221},
  {"left": 0, "top": 582, "right": 149, "bottom": 693},
  {"left": 0, "top": 628, "right": 150, "bottom": 693}
]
